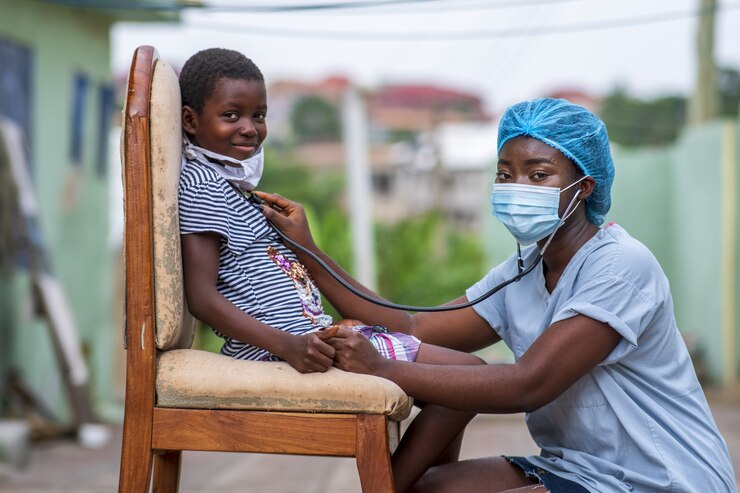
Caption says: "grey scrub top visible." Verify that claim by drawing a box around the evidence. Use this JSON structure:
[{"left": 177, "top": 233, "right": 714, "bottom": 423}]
[{"left": 466, "top": 224, "right": 736, "bottom": 493}]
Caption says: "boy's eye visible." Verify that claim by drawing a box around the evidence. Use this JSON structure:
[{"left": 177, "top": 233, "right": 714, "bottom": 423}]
[
  {"left": 224, "top": 112, "right": 239, "bottom": 121},
  {"left": 254, "top": 112, "right": 266, "bottom": 121}
]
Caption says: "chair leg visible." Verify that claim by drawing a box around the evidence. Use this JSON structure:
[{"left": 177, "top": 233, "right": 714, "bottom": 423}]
[
  {"left": 118, "top": 433, "right": 154, "bottom": 493},
  {"left": 152, "top": 450, "right": 182, "bottom": 493},
  {"left": 356, "top": 414, "right": 396, "bottom": 493}
]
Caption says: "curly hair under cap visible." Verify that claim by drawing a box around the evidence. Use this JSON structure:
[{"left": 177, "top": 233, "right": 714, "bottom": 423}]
[{"left": 179, "top": 48, "right": 264, "bottom": 114}]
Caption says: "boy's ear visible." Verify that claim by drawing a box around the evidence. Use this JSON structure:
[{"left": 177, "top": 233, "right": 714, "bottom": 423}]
[{"left": 182, "top": 105, "right": 197, "bottom": 136}]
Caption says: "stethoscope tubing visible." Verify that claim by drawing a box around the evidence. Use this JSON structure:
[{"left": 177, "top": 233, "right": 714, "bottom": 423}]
[{"left": 248, "top": 194, "right": 544, "bottom": 312}]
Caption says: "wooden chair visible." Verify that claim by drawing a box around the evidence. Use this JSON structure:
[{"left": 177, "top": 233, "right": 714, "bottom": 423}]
[{"left": 118, "top": 45, "right": 411, "bottom": 493}]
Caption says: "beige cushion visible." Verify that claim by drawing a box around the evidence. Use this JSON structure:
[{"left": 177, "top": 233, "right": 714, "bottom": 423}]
[
  {"left": 149, "top": 58, "right": 195, "bottom": 350},
  {"left": 156, "top": 349, "right": 413, "bottom": 422}
]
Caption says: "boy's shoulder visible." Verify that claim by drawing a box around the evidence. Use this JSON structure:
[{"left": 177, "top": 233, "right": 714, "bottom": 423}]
[{"left": 180, "top": 158, "right": 225, "bottom": 188}]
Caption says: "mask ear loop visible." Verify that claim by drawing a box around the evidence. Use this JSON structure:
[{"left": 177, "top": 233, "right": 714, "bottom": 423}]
[
  {"left": 512, "top": 175, "right": 587, "bottom": 273},
  {"left": 538, "top": 182, "right": 583, "bottom": 256}
]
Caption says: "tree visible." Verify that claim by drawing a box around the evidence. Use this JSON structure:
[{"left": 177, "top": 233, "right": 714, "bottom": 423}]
[
  {"left": 718, "top": 67, "right": 740, "bottom": 117},
  {"left": 290, "top": 95, "right": 341, "bottom": 143},
  {"left": 599, "top": 89, "right": 686, "bottom": 147}
]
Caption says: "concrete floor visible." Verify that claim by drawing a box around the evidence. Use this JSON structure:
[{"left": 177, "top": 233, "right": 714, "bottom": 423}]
[{"left": 1, "top": 390, "right": 738, "bottom": 492}]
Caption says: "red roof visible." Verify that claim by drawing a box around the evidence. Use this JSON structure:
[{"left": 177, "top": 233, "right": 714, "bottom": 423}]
[{"left": 373, "top": 84, "right": 482, "bottom": 108}]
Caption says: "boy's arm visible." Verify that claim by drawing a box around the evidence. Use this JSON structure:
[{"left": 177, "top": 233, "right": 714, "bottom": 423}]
[{"left": 181, "top": 232, "right": 336, "bottom": 373}]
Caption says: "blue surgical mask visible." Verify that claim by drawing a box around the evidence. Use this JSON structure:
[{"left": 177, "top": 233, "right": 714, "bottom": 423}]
[{"left": 491, "top": 176, "right": 587, "bottom": 246}]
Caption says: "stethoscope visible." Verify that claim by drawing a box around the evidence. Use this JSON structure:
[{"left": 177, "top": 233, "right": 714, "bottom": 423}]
[{"left": 245, "top": 188, "right": 581, "bottom": 313}]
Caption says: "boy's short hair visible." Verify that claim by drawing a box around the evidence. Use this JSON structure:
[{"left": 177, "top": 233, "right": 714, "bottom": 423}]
[{"left": 179, "top": 48, "right": 264, "bottom": 114}]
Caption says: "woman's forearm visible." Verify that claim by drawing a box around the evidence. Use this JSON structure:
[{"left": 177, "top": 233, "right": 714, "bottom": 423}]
[{"left": 376, "top": 360, "right": 539, "bottom": 414}]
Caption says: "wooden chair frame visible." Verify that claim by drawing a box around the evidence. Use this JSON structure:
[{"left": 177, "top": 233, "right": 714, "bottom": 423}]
[{"left": 117, "top": 46, "right": 399, "bottom": 493}]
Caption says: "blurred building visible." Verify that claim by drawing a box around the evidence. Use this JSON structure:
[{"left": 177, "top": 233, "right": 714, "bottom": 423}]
[
  {"left": 0, "top": 0, "right": 181, "bottom": 429},
  {"left": 545, "top": 88, "right": 601, "bottom": 115},
  {"left": 269, "top": 78, "right": 495, "bottom": 229}
]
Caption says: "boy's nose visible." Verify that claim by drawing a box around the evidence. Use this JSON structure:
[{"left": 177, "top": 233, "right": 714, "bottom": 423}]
[{"left": 239, "top": 122, "right": 257, "bottom": 136}]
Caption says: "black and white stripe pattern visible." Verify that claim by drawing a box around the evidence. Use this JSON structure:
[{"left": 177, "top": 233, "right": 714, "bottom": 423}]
[{"left": 178, "top": 159, "right": 333, "bottom": 360}]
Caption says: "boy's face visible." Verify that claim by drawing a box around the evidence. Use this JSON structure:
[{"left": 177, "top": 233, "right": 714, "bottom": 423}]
[{"left": 182, "top": 78, "right": 267, "bottom": 161}]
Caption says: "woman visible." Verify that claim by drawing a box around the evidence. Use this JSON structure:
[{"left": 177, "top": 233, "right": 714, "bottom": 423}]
[{"left": 256, "top": 98, "right": 736, "bottom": 492}]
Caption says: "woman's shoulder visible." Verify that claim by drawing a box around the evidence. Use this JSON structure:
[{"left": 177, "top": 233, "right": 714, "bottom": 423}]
[
  {"left": 597, "top": 223, "right": 656, "bottom": 261},
  {"left": 580, "top": 223, "right": 667, "bottom": 289}
]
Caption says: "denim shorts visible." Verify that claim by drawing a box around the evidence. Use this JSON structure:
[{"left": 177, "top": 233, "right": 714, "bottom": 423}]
[{"left": 505, "top": 456, "right": 590, "bottom": 493}]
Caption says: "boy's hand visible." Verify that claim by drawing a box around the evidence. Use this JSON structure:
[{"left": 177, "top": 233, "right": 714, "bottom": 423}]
[
  {"left": 281, "top": 330, "right": 337, "bottom": 374},
  {"left": 252, "top": 191, "right": 316, "bottom": 251}
]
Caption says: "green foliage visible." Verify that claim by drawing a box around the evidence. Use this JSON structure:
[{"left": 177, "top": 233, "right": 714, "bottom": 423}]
[
  {"left": 193, "top": 320, "right": 224, "bottom": 353},
  {"left": 290, "top": 95, "right": 341, "bottom": 143},
  {"left": 375, "top": 213, "right": 485, "bottom": 308},
  {"left": 260, "top": 147, "right": 344, "bottom": 218},
  {"left": 385, "top": 128, "right": 417, "bottom": 144},
  {"left": 599, "top": 88, "right": 686, "bottom": 147},
  {"left": 600, "top": 66, "right": 740, "bottom": 147}
]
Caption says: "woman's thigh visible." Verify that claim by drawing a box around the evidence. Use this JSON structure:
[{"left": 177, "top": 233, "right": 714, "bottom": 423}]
[{"left": 410, "top": 456, "right": 538, "bottom": 493}]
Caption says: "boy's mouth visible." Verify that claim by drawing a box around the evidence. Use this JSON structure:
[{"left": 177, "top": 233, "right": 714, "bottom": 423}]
[{"left": 233, "top": 143, "right": 257, "bottom": 155}]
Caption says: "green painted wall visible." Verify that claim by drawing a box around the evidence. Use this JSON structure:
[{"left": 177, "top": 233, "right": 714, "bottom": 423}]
[
  {"left": 0, "top": 0, "right": 121, "bottom": 423},
  {"left": 609, "top": 145, "right": 674, "bottom": 273},
  {"left": 669, "top": 123, "right": 725, "bottom": 383}
]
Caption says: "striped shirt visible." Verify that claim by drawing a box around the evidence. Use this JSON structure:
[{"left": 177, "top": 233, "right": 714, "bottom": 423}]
[{"left": 178, "top": 158, "right": 333, "bottom": 360}]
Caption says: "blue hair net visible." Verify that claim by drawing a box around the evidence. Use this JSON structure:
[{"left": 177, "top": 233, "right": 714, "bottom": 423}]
[{"left": 497, "top": 98, "right": 614, "bottom": 225}]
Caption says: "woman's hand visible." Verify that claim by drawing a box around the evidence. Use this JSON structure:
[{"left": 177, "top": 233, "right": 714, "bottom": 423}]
[
  {"left": 252, "top": 191, "right": 317, "bottom": 251},
  {"left": 326, "top": 327, "right": 388, "bottom": 376},
  {"left": 279, "top": 326, "right": 339, "bottom": 373}
]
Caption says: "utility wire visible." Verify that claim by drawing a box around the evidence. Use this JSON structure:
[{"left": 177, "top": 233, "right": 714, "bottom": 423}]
[
  {"left": 178, "top": 1, "right": 740, "bottom": 40},
  {"left": 41, "top": 0, "right": 490, "bottom": 12},
  {"left": 41, "top": 0, "right": 585, "bottom": 14},
  {"left": 302, "top": 0, "right": 586, "bottom": 14}
]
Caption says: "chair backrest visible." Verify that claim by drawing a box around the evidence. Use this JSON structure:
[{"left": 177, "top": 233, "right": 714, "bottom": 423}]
[
  {"left": 121, "top": 48, "right": 194, "bottom": 352},
  {"left": 148, "top": 58, "right": 195, "bottom": 350}
]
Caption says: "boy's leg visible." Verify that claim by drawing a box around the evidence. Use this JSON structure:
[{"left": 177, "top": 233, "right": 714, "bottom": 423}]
[{"left": 391, "top": 343, "right": 486, "bottom": 493}]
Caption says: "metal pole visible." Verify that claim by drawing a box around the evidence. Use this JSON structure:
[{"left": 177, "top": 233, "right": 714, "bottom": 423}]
[
  {"left": 342, "top": 85, "right": 376, "bottom": 290},
  {"left": 689, "top": 0, "right": 719, "bottom": 124}
]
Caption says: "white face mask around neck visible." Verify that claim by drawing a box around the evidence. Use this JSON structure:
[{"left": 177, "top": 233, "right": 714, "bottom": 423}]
[{"left": 182, "top": 137, "right": 264, "bottom": 192}]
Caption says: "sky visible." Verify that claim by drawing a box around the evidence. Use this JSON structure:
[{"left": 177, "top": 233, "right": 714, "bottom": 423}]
[{"left": 111, "top": 0, "right": 740, "bottom": 115}]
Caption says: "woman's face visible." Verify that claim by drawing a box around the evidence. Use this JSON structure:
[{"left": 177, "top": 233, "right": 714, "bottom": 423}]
[{"left": 496, "top": 135, "right": 586, "bottom": 217}]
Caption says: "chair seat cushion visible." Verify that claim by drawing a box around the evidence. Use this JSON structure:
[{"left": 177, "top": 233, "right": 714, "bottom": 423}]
[{"left": 156, "top": 349, "right": 412, "bottom": 421}]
